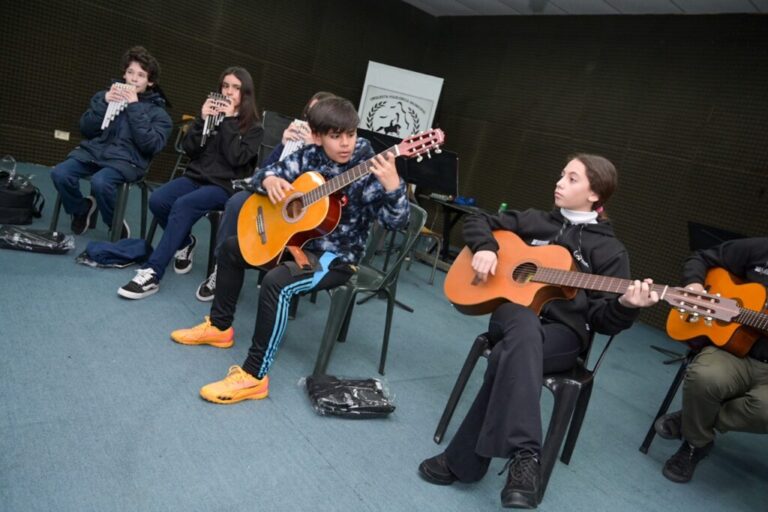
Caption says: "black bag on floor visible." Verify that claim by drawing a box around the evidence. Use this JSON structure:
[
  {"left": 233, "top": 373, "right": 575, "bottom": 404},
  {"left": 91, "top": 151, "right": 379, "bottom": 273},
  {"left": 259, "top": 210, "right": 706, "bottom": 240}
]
[
  {"left": 0, "top": 225, "right": 75, "bottom": 254},
  {"left": 0, "top": 171, "right": 44, "bottom": 225},
  {"left": 305, "top": 375, "right": 396, "bottom": 418}
]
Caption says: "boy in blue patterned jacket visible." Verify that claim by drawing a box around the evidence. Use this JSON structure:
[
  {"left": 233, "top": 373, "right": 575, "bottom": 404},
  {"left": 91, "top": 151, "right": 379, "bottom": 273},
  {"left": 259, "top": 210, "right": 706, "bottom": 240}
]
[{"left": 171, "top": 97, "right": 410, "bottom": 404}]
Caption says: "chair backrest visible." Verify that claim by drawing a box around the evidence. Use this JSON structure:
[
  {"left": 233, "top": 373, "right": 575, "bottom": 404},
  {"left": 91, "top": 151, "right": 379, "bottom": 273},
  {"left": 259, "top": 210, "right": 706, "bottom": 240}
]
[
  {"left": 366, "top": 203, "right": 427, "bottom": 289},
  {"left": 258, "top": 110, "right": 293, "bottom": 168}
]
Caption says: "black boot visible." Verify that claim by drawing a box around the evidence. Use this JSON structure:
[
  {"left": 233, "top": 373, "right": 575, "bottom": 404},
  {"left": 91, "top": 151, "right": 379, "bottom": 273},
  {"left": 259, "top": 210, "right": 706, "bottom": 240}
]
[
  {"left": 418, "top": 452, "right": 457, "bottom": 485},
  {"left": 500, "top": 450, "right": 541, "bottom": 509},
  {"left": 662, "top": 440, "right": 713, "bottom": 483},
  {"left": 654, "top": 410, "right": 682, "bottom": 440}
]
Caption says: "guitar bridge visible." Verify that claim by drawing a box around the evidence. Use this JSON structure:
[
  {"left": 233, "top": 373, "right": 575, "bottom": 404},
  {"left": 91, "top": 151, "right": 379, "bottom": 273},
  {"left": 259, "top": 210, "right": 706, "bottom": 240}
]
[{"left": 257, "top": 206, "right": 266, "bottom": 244}]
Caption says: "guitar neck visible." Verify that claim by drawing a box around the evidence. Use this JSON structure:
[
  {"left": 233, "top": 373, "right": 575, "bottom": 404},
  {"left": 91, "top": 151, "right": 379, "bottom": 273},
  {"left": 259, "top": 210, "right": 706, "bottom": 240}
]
[
  {"left": 532, "top": 267, "right": 668, "bottom": 297},
  {"left": 736, "top": 308, "right": 768, "bottom": 333},
  {"left": 302, "top": 146, "right": 400, "bottom": 206}
]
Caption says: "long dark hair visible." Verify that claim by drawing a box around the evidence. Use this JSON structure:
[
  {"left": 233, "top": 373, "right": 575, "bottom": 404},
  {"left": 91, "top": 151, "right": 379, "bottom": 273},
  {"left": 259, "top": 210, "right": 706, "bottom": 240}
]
[
  {"left": 219, "top": 66, "right": 260, "bottom": 133},
  {"left": 570, "top": 153, "right": 618, "bottom": 220}
]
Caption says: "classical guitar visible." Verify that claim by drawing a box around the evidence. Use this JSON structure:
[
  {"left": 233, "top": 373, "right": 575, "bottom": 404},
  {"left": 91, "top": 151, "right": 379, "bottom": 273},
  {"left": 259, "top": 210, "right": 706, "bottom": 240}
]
[
  {"left": 666, "top": 267, "right": 768, "bottom": 357},
  {"left": 237, "top": 129, "right": 445, "bottom": 267},
  {"left": 443, "top": 231, "right": 741, "bottom": 325}
]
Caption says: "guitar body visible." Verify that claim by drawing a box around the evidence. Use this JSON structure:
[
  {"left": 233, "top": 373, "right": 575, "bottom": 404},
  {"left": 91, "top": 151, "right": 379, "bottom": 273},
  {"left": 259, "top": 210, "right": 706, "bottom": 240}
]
[
  {"left": 444, "top": 230, "right": 577, "bottom": 316},
  {"left": 237, "top": 171, "right": 342, "bottom": 267},
  {"left": 665, "top": 267, "right": 766, "bottom": 357}
]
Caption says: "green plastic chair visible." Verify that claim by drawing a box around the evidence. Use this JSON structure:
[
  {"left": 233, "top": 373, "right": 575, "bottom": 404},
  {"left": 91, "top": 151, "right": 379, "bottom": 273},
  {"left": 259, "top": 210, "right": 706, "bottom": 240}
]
[{"left": 312, "top": 203, "right": 427, "bottom": 376}]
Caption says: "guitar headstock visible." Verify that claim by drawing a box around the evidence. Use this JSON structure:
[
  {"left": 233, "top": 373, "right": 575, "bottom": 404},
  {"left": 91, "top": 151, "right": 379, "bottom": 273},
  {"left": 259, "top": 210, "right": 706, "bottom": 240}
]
[
  {"left": 663, "top": 287, "right": 740, "bottom": 322},
  {"left": 397, "top": 129, "right": 445, "bottom": 162}
]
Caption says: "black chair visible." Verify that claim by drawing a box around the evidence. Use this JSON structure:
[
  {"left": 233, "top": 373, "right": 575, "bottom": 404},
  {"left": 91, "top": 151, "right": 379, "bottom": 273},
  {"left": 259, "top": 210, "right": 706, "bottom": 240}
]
[
  {"left": 433, "top": 331, "right": 616, "bottom": 497},
  {"left": 312, "top": 204, "right": 428, "bottom": 376},
  {"left": 639, "top": 348, "right": 699, "bottom": 454},
  {"left": 49, "top": 176, "right": 150, "bottom": 242}
]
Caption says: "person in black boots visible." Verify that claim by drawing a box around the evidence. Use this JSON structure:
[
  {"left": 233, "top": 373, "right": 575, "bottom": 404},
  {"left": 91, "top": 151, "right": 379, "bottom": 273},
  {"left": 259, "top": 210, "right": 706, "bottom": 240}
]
[
  {"left": 418, "top": 154, "right": 659, "bottom": 509},
  {"left": 654, "top": 237, "right": 768, "bottom": 483}
]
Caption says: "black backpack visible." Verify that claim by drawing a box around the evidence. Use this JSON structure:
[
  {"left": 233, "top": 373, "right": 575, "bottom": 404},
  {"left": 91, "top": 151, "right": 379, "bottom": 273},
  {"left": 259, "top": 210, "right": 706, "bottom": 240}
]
[{"left": 0, "top": 171, "right": 44, "bottom": 225}]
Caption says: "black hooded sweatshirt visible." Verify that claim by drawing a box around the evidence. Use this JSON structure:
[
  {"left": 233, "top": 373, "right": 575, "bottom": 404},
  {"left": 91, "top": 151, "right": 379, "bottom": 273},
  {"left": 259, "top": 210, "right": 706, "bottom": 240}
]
[
  {"left": 680, "top": 237, "right": 768, "bottom": 361},
  {"left": 463, "top": 208, "right": 640, "bottom": 348}
]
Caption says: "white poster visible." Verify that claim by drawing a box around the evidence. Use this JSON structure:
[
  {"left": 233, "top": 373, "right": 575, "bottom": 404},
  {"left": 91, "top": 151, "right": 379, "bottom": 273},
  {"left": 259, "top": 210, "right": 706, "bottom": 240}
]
[{"left": 359, "top": 62, "right": 443, "bottom": 139}]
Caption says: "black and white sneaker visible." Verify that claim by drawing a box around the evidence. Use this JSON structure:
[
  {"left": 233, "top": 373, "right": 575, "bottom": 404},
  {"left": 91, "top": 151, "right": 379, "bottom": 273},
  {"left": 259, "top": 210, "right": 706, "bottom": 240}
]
[
  {"left": 196, "top": 265, "right": 216, "bottom": 302},
  {"left": 174, "top": 235, "right": 197, "bottom": 274},
  {"left": 71, "top": 196, "right": 98, "bottom": 235},
  {"left": 118, "top": 268, "right": 160, "bottom": 299}
]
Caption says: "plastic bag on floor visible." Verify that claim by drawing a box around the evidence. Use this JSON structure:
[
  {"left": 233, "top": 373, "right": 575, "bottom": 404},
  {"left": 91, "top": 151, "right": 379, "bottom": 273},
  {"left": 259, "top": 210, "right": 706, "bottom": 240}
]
[
  {"left": 0, "top": 225, "right": 74, "bottom": 254},
  {"left": 303, "top": 375, "right": 396, "bottom": 418}
]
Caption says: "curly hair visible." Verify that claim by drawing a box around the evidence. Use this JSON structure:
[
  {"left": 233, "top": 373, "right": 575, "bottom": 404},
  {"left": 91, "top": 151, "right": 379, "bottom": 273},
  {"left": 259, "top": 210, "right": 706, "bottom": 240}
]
[{"left": 120, "top": 46, "right": 161, "bottom": 84}]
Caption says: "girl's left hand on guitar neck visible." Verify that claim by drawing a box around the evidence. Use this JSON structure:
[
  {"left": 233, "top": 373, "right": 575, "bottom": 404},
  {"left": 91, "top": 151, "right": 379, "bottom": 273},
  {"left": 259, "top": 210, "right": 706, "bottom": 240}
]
[{"left": 618, "top": 278, "right": 660, "bottom": 308}]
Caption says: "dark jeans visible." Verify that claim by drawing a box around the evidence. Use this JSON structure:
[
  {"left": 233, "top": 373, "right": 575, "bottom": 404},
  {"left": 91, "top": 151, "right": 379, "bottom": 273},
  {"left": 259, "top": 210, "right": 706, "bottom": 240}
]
[
  {"left": 213, "top": 190, "right": 250, "bottom": 259},
  {"left": 445, "top": 302, "right": 582, "bottom": 483},
  {"left": 144, "top": 177, "right": 229, "bottom": 280},
  {"left": 50, "top": 158, "right": 127, "bottom": 228},
  {"left": 210, "top": 236, "right": 353, "bottom": 379}
]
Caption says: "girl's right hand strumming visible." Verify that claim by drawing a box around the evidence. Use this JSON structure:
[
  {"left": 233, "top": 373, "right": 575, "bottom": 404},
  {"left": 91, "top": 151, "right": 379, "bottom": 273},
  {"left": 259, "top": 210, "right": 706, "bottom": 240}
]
[{"left": 472, "top": 250, "right": 498, "bottom": 282}]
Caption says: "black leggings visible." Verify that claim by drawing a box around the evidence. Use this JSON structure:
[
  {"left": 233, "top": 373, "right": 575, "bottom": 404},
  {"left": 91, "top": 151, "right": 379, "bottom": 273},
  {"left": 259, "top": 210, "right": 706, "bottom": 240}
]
[
  {"left": 210, "top": 236, "right": 353, "bottom": 379},
  {"left": 445, "top": 302, "right": 583, "bottom": 482}
]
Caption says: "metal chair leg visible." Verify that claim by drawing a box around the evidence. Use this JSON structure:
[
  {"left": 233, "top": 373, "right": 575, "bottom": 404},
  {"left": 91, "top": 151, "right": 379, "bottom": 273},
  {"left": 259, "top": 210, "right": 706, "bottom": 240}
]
[{"left": 639, "top": 355, "right": 690, "bottom": 454}]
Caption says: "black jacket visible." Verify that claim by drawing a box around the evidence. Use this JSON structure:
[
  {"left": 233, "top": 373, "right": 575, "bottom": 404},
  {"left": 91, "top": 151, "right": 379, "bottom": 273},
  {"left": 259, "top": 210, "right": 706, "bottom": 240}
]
[
  {"left": 681, "top": 237, "right": 768, "bottom": 360},
  {"left": 182, "top": 117, "right": 264, "bottom": 195},
  {"left": 463, "top": 208, "right": 640, "bottom": 346},
  {"left": 69, "top": 88, "right": 172, "bottom": 181}
]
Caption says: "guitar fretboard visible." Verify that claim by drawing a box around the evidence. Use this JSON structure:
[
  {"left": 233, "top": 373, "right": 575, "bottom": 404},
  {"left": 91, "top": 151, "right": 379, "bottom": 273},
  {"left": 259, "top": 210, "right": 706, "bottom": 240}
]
[
  {"left": 301, "top": 147, "right": 399, "bottom": 206},
  {"left": 736, "top": 308, "right": 768, "bottom": 332},
  {"left": 533, "top": 267, "right": 668, "bottom": 296}
]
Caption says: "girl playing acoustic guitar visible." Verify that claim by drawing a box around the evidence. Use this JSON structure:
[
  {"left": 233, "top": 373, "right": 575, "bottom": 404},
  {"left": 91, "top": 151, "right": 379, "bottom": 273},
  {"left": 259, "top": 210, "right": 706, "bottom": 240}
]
[{"left": 419, "top": 154, "right": 659, "bottom": 509}]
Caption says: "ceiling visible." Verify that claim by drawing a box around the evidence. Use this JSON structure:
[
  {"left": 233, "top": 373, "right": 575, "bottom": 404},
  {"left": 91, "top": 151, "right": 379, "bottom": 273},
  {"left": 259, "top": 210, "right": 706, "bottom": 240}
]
[{"left": 401, "top": 0, "right": 768, "bottom": 16}]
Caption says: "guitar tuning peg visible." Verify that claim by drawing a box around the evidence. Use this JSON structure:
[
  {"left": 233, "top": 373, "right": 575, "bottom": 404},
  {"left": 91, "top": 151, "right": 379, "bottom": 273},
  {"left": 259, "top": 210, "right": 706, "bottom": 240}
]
[
  {"left": 416, "top": 155, "right": 423, "bottom": 163},
  {"left": 426, "top": 149, "right": 432, "bottom": 159},
  {"left": 704, "top": 316, "right": 713, "bottom": 326},
  {"left": 435, "top": 147, "right": 442, "bottom": 154},
  {"left": 690, "top": 313, "right": 700, "bottom": 323}
]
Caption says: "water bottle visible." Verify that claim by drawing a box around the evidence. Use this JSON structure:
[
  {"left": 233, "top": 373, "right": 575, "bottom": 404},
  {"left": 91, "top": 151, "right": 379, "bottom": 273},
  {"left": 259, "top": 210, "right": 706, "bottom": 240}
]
[{"left": 498, "top": 202, "right": 508, "bottom": 214}]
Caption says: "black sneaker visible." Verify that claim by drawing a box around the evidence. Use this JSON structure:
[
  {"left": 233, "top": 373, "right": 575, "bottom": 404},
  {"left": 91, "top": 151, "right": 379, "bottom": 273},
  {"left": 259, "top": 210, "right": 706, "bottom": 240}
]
[
  {"left": 418, "top": 452, "right": 457, "bottom": 486},
  {"left": 118, "top": 268, "right": 160, "bottom": 299},
  {"left": 174, "top": 235, "right": 197, "bottom": 274},
  {"left": 196, "top": 265, "right": 216, "bottom": 302},
  {"left": 71, "top": 196, "right": 98, "bottom": 235},
  {"left": 654, "top": 410, "right": 683, "bottom": 440},
  {"left": 662, "top": 440, "right": 713, "bottom": 483},
  {"left": 500, "top": 450, "right": 541, "bottom": 509}
]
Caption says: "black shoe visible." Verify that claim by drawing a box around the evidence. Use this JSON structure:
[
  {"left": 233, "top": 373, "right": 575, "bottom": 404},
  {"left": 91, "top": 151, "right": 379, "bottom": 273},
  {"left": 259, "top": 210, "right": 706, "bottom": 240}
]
[
  {"left": 500, "top": 450, "right": 541, "bottom": 509},
  {"left": 654, "top": 410, "right": 683, "bottom": 440},
  {"left": 196, "top": 264, "right": 216, "bottom": 302},
  {"left": 118, "top": 268, "right": 160, "bottom": 299},
  {"left": 662, "top": 440, "right": 713, "bottom": 483},
  {"left": 174, "top": 235, "right": 197, "bottom": 274},
  {"left": 71, "top": 196, "right": 98, "bottom": 235},
  {"left": 418, "top": 452, "right": 457, "bottom": 486}
]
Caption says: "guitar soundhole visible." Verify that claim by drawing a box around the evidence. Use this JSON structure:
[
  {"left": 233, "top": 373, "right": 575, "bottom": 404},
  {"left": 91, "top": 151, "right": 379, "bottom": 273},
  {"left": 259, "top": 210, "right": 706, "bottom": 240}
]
[
  {"left": 512, "top": 262, "right": 537, "bottom": 284},
  {"left": 285, "top": 197, "right": 305, "bottom": 220}
]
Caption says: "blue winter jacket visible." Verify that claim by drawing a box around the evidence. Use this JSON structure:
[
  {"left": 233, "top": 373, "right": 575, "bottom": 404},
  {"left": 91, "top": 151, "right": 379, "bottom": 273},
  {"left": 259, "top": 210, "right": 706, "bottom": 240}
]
[{"left": 68, "top": 87, "right": 172, "bottom": 181}]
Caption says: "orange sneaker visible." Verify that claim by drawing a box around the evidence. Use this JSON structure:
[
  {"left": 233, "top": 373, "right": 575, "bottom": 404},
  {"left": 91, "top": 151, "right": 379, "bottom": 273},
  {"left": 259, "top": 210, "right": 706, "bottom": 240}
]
[
  {"left": 170, "top": 316, "right": 234, "bottom": 348},
  {"left": 200, "top": 366, "right": 269, "bottom": 404}
]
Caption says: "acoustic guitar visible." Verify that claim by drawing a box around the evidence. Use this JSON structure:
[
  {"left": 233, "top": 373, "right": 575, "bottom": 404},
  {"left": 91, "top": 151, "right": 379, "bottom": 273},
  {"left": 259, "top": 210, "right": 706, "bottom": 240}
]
[
  {"left": 443, "top": 231, "right": 741, "bottom": 326},
  {"left": 237, "top": 129, "right": 445, "bottom": 267},
  {"left": 666, "top": 267, "right": 768, "bottom": 357}
]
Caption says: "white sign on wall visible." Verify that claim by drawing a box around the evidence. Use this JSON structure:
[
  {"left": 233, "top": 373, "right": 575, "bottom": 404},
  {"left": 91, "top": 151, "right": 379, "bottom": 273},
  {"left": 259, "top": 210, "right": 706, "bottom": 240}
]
[{"left": 358, "top": 62, "right": 443, "bottom": 139}]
